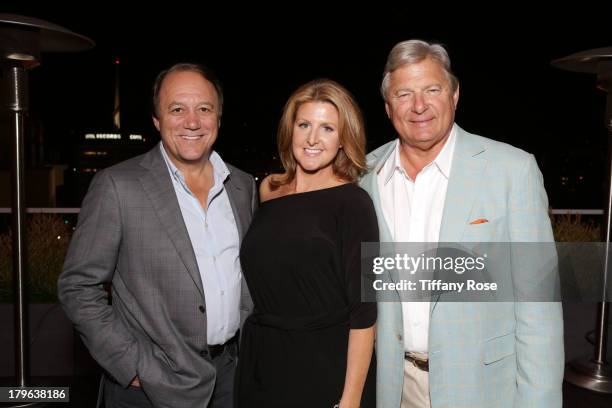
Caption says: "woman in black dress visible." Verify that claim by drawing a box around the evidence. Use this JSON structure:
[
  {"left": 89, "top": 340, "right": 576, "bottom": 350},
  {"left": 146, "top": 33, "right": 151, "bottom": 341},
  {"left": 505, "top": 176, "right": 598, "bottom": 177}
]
[{"left": 236, "top": 79, "right": 378, "bottom": 407}]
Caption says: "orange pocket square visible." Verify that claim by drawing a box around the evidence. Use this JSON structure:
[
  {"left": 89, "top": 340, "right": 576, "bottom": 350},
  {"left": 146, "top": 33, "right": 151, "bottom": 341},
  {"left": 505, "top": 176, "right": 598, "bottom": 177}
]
[{"left": 469, "top": 218, "right": 489, "bottom": 225}]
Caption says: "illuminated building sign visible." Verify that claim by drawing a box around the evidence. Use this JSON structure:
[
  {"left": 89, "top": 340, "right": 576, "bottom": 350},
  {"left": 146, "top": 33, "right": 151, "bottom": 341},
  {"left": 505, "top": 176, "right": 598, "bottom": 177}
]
[{"left": 84, "top": 133, "right": 145, "bottom": 141}]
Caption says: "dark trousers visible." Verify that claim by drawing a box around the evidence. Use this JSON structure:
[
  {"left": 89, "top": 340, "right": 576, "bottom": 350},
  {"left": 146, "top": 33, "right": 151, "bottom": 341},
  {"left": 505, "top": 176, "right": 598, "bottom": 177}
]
[
  {"left": 209, "top": 341, "right": 238, "bottom": 408},
  {"left": 103, "top": 342, "right": 238, "bottom": 408}
]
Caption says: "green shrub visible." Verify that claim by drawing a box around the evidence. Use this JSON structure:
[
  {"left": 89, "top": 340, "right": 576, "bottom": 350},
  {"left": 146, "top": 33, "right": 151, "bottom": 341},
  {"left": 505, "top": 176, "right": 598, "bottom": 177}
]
[
  {"left": 551, "top": 213, "right": 600, "bottom": 242},
  {"left": 0, "top": 212, "right": 603, "bottom": 303},
  {"left": 0, "top": 214, "right": 72, "bottom": 303}
]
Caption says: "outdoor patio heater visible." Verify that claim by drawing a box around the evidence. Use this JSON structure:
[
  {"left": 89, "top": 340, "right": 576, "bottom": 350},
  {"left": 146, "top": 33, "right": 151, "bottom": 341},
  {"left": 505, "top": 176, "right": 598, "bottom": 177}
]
[
  {"left": 0, "top": 13, "right": 93, "bottom": 403},
  {"left": 552, "top": 47, "right": 612, "bottom": 393}
]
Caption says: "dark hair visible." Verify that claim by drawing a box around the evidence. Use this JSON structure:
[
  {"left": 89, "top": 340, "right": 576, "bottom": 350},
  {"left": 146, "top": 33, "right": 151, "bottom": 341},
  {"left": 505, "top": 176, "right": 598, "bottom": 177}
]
[{"left": 152, "top": 62, "right": 223, "bottom": 118}]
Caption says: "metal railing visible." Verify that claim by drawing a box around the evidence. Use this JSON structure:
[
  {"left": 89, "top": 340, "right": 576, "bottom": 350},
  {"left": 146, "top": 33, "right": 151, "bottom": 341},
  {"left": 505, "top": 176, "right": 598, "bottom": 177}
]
[{"left": 0, "top": 208, "right": 606, "bottom": 215}]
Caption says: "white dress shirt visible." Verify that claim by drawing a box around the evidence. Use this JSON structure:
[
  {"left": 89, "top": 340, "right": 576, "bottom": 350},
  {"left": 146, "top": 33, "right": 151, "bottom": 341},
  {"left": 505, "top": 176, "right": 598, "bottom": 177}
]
[
  {"left": 377, "top": 125, "right": 457, "bottom": 353},
  {"left": 161, "top": 144, "right": 242, "bottom": 345}
]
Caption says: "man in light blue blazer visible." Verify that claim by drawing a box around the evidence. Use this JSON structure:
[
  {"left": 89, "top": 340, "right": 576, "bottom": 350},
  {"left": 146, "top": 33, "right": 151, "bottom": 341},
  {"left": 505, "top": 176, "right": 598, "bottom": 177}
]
[{"left": 359, "top": 40, "right": 563, "bottom": 407}]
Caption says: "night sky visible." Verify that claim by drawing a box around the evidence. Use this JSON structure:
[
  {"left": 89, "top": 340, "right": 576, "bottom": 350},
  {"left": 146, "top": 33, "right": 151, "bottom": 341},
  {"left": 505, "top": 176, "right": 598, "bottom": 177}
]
[{"left": 4, "top": 4, "right": 612, "bottom": 208}]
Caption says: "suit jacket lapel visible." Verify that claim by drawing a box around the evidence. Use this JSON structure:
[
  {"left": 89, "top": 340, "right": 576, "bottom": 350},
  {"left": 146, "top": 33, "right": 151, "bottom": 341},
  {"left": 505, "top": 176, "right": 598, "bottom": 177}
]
[
  {"left": 139, "top": 146, "right": 205, "bottom": 297},
  {"left": 223, "top": 167, "right": 255, "bottom": 321},
  {"left": 431, "top": 127, "right": 487, "bottom": 314},
  {"left": 438, "top": 127, "right": 487, "bottom": 242},
  {"left": 361, "top": 140, "right": 407, "bottom": 297},
  {"left": 363, "top": 141, "right": 396, "bottom": 244},
  {"left": 224, "top": 175, "right": 248, "bottom": 241}
]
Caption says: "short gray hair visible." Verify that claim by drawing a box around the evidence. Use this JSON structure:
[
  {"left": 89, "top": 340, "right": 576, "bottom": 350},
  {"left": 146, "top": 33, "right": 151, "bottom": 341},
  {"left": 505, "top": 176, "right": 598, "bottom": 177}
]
[{"left": 381, "top": 39, "right": 458, "bottom": 100}]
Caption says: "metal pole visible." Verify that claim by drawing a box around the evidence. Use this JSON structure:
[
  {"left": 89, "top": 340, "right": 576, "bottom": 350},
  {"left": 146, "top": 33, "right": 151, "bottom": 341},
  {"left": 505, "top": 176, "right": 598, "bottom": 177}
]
[
  {"left": 594, "top": 91, "right": 612, "bottom": 366},
  {"left": 594, "top": 303, "right": 610, "bottom": 364},
  {"left": 7, "top": 63, "right": 30, "bottom": 387}
]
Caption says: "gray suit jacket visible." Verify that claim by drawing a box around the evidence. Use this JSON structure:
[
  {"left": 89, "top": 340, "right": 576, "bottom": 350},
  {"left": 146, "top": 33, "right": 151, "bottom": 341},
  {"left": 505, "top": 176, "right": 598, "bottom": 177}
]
[{"left": 58, "top": 144, "right": 257, "bottom": 408}]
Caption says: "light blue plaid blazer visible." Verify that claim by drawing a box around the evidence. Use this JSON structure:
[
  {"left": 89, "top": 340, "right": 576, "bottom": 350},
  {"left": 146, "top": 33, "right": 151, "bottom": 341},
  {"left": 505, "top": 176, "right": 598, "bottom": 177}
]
[{"left": 359, "top": 126, "right": 564, "bottom": 408}]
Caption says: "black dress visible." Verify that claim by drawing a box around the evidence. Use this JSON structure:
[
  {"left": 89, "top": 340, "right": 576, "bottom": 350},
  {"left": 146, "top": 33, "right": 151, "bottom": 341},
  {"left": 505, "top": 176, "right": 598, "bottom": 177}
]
[{"left": 236, "top": 183, "right": 378, "bottom": 407}]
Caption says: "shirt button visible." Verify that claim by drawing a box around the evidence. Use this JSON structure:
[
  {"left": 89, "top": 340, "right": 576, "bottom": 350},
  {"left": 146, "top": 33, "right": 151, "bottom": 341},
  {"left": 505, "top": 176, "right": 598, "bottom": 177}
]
[
  {"left": 199, "top": 305, "right": 205, "bottom": 313},
  {"left": 221, "top": 290, "right": 225, "bottom": 296},
  {"left": 397, "top": 334, "right": 402, "bottom": 341}
]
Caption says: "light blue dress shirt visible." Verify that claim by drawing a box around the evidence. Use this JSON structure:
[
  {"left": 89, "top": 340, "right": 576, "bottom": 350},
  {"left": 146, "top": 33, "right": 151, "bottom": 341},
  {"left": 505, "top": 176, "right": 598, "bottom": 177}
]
[{"left": 160, "top": 143, "right": 241, "bottom": 345}]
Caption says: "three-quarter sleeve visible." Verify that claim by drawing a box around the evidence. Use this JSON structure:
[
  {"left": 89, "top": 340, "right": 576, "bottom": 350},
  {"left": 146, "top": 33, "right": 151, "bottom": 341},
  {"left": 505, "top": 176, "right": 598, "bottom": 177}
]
[{"left": 340, "top": 187, "right": 379, "bottom": 329}]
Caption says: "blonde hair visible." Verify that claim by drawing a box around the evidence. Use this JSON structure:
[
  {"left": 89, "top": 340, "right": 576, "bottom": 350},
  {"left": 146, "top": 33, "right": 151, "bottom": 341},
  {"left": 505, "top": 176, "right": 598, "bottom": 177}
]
[{"left": 271, "top": 79, "right": 367, "bottom": 188}]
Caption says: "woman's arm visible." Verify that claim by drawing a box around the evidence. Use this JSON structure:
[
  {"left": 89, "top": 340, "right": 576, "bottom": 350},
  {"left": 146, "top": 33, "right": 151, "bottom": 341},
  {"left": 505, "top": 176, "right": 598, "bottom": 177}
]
[
  {"left": 339, "top": 325, "right": 376, "bottom": 408},
  {"left": 338, "top": 187, "right": 379, "bottom": 407}
]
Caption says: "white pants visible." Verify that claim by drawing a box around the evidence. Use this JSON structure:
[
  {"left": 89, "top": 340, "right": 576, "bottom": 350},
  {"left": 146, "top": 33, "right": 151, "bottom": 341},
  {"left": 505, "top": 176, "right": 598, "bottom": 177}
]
[{"left": 400, "top": 359, "right": 431, "bottom": 408}]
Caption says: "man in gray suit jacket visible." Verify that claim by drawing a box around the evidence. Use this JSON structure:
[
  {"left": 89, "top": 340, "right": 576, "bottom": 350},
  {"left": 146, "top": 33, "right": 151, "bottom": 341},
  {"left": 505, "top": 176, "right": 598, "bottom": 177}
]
[{"left": 58, "top": 63, "right": 257, "bottom": 408}]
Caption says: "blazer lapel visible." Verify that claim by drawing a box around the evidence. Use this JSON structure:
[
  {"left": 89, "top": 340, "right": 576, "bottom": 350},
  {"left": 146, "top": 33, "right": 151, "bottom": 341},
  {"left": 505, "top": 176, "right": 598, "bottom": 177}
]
[
  {"left": 438, "top": 127, "right": 487, "bottom": 243},
  {"left": 431, "top": 127, "right": 487, "bottom": 314},
  {"left": 139, "top": 146, "right": 204, "bottom": 297},
  {"left": 224, "top": 175, "right": 248, "bottom": 241},
  {"left": 223, "top": 167, "right": 255, "bottom": 321},
  {"left": 363, "top": 141, "right": 396, "bottom": 244},
  {"left": 361, "top": 140, "right": 407, "bottom": 300}
]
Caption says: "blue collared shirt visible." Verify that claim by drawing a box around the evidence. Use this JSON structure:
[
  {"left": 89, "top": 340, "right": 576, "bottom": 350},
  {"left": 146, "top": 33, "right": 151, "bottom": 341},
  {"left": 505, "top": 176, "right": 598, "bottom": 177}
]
[{"left": 160, "top": 143, "right": 241, "bottom": 345}]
